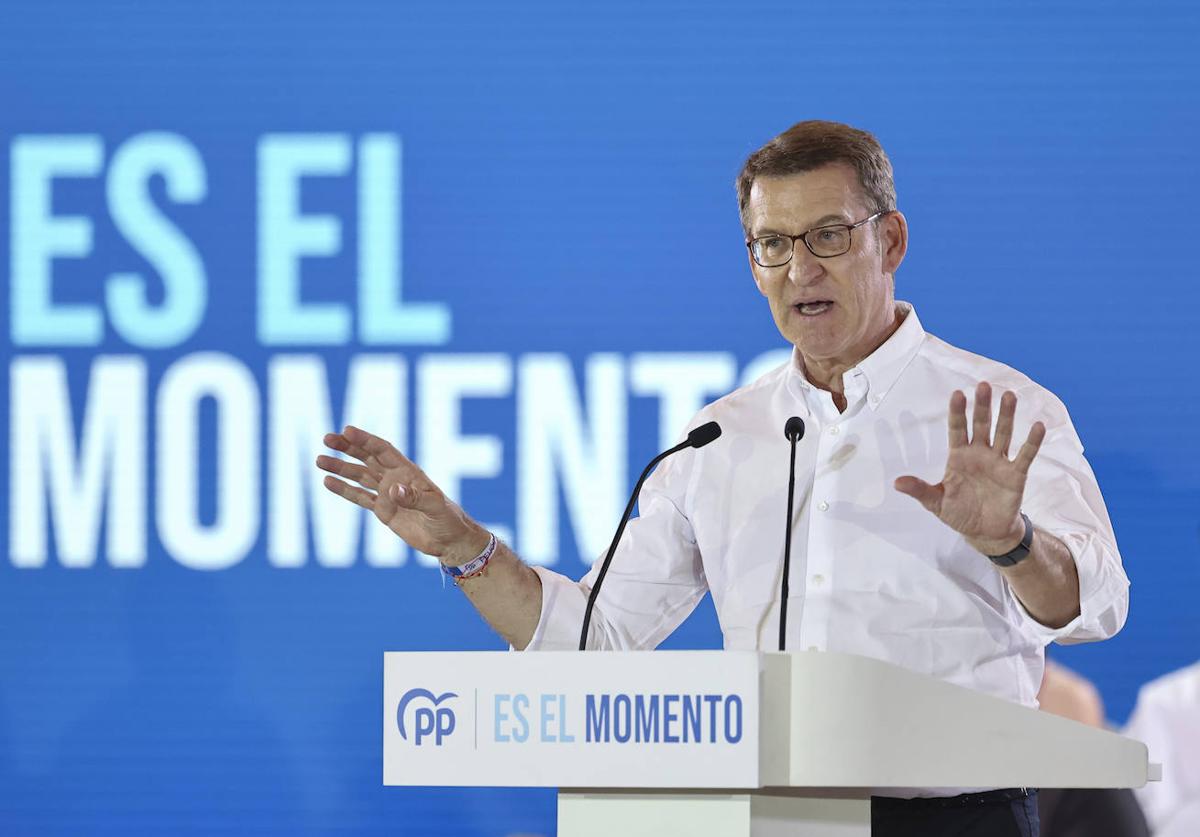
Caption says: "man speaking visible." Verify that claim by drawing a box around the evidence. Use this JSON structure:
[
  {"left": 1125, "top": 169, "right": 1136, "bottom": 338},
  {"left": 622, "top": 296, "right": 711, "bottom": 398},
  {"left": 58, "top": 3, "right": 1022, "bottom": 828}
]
[{"left": 317, "top": 120, "right": 1129, "bottom": 836}]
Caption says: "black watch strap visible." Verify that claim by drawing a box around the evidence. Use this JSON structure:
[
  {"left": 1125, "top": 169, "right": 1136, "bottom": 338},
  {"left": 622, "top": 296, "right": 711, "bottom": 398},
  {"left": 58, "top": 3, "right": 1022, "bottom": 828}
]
[{"left": 987, "top": 512, "right": 1034, "bottom": 567}]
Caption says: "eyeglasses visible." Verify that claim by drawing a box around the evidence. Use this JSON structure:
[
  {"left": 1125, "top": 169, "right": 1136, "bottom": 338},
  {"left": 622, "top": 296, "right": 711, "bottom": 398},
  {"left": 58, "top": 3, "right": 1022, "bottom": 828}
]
[{"left": 746, "top": 210, "right": 890, "bottom": 267}]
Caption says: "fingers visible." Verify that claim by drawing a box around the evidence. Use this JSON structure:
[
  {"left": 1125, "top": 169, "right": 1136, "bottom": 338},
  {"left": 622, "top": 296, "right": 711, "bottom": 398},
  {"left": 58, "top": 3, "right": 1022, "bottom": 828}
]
[
  {"left": 315, "top": 454, "right": 380, "bottom": 490},
  {"left": 323, "top": 426, "right": 423, "bottom": 485},
  {"left": 971, "top": 381, "right": 992, "bottom": 446},
  {"left": 321, "top": 470, "right": 446, "bottom": 518},
  {"left": 894, "top": 475, "right": 944, "bottom": 515},
  {"left": 993, "top": 390, "right": 1017, "bottom": 457},
  {"left": 342, "top": 425, "right": 414, "bottom": 471},
  {"left": 322, "top": 432, "right": 384, "bottom": 474},
  {"left": 318, "top": 426, "right": 445, "bottom": 520},
  {"left": 948, "top": 390, "right": 969, "bottom": 448},
  {"left": 1013, "top": 421, "right": 1047, "bottom": 474},
  {"left": 321, "top": 474, "right": 377, "bottom": 510},
  {"left": 956, "top": 382, "right": 1022, "bottom": 457}
]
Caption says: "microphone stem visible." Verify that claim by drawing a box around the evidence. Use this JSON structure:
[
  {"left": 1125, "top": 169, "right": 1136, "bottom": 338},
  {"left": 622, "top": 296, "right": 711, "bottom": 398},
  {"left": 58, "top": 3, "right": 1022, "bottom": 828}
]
[
  {"left": 578, "top": 439, "right": 690, "bottom": 651},
  {"left": 779, "top": 435, "right": 799, "bottom": 652}
]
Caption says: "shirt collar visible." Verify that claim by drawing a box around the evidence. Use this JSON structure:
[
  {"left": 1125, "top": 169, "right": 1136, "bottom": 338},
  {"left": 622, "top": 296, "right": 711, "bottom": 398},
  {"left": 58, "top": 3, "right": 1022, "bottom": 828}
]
[{"left": 787, "top": 301, "right": 926, "bottom": 411}]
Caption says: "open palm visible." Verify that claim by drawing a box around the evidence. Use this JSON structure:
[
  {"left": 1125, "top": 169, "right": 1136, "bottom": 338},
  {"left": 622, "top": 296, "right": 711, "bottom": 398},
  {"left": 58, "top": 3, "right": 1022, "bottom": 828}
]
[
  {"left": 315, "top": 425, "right": 487, "bottom": 563},
  {"left": 895, "top": 382, "right": 1045, "bottom": 556}
]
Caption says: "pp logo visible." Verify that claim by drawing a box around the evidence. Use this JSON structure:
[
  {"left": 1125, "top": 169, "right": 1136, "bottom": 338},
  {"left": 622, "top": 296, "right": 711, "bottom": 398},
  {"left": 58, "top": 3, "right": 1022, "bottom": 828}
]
[{"left": 396, "top": 688, "right": 458, "bottom": 746}]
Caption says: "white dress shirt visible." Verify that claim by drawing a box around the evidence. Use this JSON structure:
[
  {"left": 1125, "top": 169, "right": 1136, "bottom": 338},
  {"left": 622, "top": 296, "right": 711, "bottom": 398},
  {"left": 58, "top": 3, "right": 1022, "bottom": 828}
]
[
  {"left": 525, "top": 302, "right": 1129, "bottom": 712},
  {"left": 1124, "top": 662, "right": 1200, "bottom": 835}
]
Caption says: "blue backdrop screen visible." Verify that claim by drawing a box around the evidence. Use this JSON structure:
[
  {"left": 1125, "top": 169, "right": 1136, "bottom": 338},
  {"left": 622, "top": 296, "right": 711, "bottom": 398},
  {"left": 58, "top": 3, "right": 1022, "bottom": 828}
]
[{"left": 2, "top": 1, "right": 1198, "bottom": 834}]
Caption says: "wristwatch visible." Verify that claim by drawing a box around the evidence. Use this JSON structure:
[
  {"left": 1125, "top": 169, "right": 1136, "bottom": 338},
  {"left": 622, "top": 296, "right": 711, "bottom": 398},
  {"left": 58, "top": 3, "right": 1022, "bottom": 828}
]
[{"left": 986, "top": 512, "right": 1034, "bottom": 567}]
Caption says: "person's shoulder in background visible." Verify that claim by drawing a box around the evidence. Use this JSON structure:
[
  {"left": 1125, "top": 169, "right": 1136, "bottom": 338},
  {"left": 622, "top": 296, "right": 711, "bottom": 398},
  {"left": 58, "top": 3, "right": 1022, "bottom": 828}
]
[
  {"left": 1124, "top": 661, "right": 1200, "bottom": 835},
  {"left": 1129, "top": 662, "right": 1200, "bottom": 716}
]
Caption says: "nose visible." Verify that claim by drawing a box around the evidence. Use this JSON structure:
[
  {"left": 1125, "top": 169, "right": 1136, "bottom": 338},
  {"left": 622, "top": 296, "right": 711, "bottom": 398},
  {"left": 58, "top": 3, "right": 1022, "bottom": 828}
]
[{"left": 786, "top": 239, "right": 824, "bottom": 286}]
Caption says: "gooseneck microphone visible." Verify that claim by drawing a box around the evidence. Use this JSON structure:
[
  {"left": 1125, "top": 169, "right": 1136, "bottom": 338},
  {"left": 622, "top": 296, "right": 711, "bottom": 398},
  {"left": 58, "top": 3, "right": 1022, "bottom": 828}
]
[
  {"left": 779, "top": 416, "right": 806, "bottom": 651},
  {"left": 578, "top": 421, "right": 723, "bottom": 650}
]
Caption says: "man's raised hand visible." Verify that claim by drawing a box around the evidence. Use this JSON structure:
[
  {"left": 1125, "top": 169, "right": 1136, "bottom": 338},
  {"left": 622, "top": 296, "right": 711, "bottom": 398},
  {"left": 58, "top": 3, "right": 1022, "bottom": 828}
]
[
  {"left": 894, "top": 381, "right": 1046, "bottom": 557},
  {"left": 316, "top": 425, "right": 490, "bottom": 565}
]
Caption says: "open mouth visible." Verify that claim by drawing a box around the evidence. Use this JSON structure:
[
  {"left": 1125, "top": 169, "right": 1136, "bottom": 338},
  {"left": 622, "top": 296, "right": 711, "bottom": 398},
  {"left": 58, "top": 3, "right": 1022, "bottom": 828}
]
[{"left": 794, "top": 301, "right": 834, "bottom": 317}]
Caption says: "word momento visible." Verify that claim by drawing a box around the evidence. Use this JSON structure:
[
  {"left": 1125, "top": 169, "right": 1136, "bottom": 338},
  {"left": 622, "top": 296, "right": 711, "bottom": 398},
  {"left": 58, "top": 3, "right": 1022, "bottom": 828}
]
[{"left": 492, "top": 691, "right": 744, "bottom": 745}]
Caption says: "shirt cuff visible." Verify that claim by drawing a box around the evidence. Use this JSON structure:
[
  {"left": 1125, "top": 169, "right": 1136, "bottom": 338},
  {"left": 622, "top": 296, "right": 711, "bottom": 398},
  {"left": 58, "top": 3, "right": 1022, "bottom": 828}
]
[
  {"left": 1009, "top": 584, "right": 1085, "bottom": 645},
  {"left": 1008, "top": 527, "right": 1128, "bottom": 645},
  {"left": 510, "top": 565, "right": 592, "bottom": 652}
]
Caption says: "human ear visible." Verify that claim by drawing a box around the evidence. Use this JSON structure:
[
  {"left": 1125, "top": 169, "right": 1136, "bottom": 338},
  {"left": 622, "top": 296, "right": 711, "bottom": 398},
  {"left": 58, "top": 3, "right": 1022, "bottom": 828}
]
[{"left": 881, "top": 211, "right": 909, "bottom": 275}]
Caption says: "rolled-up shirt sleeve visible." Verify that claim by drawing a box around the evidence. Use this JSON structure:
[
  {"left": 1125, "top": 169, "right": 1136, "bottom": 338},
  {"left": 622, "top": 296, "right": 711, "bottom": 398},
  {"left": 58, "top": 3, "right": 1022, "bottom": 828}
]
[
  {"left": 521, "top": 443, "right": 709, "bottom": 651},
  {"left": 1008, "top": 387, "right": 1130, "bottom": 645}
]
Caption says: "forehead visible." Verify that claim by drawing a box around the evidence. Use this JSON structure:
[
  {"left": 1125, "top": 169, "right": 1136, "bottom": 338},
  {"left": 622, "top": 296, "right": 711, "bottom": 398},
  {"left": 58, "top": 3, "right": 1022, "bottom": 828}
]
[{"left": 745, "top": 164, "right": 869, "bottom": 234}]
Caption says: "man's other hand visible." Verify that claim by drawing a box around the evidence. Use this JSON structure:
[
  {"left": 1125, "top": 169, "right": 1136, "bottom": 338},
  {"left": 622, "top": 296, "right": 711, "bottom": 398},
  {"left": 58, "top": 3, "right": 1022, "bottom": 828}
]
[
  {"left": 894, "top": 381, "right": 1046, "bottom": 557},
  {"left": 316, "top": 425, "right": 491, "bottom": 566}
]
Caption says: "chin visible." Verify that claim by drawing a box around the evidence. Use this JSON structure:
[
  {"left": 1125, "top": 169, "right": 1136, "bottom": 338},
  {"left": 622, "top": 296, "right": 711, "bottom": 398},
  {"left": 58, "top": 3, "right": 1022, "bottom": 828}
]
[{"left": 793, "top": 329, "right": 847, "bottom": 359}]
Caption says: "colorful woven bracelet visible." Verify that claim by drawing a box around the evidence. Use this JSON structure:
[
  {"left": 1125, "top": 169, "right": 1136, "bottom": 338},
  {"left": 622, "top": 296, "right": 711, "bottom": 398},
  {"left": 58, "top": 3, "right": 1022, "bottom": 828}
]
[{"left": 440, "top": 532, "right": 497, "bottom": 582}]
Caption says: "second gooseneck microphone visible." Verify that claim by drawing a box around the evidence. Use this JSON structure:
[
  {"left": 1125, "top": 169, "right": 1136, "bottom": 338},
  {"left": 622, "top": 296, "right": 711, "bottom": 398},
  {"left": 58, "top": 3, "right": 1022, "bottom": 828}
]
[
  {"left": 779, "top": 416, "right": 806, "bottom": 651},
  {"left": 578, "top": 421, "right": 723, "bottom": 651}
]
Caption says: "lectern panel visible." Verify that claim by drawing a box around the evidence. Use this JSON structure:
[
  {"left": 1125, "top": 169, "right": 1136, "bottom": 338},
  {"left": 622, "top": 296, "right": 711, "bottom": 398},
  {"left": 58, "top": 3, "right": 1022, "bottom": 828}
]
[{"left": 383, "top": 650, "right": 762, "bottom": 788}]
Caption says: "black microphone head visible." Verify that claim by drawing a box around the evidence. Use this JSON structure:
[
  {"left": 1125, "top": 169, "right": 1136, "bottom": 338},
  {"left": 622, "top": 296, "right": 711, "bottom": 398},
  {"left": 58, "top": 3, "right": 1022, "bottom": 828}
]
[
  {"left": 783, "top": 416, "right": 805, "bottom": 442},
  {"left": 686, "top": 421, "right": 722, "bottom": 449}
]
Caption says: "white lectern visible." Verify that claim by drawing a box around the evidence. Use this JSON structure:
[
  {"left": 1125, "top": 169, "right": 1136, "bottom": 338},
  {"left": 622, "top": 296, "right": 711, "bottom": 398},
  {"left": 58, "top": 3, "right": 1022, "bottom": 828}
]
[{"left": 383, "top": 651, "right": 1156, "bottom": 836}]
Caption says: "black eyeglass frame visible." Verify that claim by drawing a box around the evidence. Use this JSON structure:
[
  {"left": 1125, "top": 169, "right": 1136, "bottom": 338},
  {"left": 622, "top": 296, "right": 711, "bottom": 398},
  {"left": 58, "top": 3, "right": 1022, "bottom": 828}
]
[{"left": 746, "top": 210, "right": 892, "bottom": 267}]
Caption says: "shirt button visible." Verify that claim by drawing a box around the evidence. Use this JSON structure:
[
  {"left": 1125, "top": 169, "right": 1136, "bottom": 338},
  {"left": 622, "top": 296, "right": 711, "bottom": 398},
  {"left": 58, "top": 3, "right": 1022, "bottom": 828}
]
[
  {"left": 817, "top": 501, "right": 829, "bottom": 512},
  {"left": 811, "top": 574, "right": 825, "bottom": 586},
  {"left": 828, "top": 425, "right": 839, "bottom": 436},
  {"left": 807, "top": 646, "right": 820, "bottom": 652}
]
